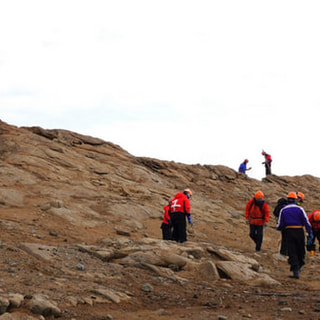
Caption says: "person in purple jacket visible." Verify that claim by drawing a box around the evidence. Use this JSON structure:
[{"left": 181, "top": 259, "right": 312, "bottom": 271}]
[
  {"left": 238, "top": 159, "right": 252, "bottom": 174},
  {"left": 276, "top": 192, "right": 313, "bottom": 279}
]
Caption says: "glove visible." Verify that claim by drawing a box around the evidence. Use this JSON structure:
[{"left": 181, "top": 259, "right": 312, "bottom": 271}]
[{"left": 187, "top": 216, "right": 193, "bottom": 226}]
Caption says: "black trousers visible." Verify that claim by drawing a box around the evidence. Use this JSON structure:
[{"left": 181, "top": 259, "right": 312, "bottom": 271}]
[
  {"left": 170, "top": 212, "right": 187, "bottom": 243},
  {"left": 265, "top": 163, "right": 271, "bottom": 175},
  {"left": 311, "top": 230, "right": 320, "bottom": 249},
  {"left": 249, "top": 224, "right": 264, "bottom": 251},
  {"left": 280, "top": 229, "right": 288, "bottom": 255},
  {"left": 161, "top": 222, "right": 173, "bottom": 240},
  {"left": 286, "top": 228, "right": 305, "bottom": 272}
]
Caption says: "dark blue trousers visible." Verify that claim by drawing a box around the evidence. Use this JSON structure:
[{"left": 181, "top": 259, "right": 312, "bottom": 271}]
[{"left": 249, "top": 224, "right": 264, "bottom": 251}]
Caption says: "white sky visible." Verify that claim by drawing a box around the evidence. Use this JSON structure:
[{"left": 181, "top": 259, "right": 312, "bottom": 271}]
[{"left": 1, "top": 0, "right": 320, "bottom": 181}]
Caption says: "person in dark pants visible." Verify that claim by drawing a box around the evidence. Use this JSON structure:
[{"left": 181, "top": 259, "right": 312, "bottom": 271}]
[
  {"left": 276, "top": 192, "right": 312, "bottom": 279},
  {"left": 245, "top": 190, "right": 270, "bottom": 252},
  {"left": 261, "top": 150, "right": 272, "bottom": 175},
  {"left": 169, "top": 189, "right": 193, "bottom": 243},
  {"left": 161, "top": 198, "right": 173, "bottom": 240}
]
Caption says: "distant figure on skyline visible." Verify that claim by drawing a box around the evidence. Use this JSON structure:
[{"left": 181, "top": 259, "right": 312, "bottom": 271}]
[
  {"left": 238, "top": 159, "right": 252, "bottom": 174},
  {"left": 261, "top": 150, "right": 272, "bottom": 176}
]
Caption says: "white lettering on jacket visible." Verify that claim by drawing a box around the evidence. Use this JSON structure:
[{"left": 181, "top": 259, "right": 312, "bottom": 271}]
[{"left": 170, "top": 199, "right": 181, "bottom": 212}]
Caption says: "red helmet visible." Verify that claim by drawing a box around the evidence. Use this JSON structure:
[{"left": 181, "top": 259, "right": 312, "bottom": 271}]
[
  {"left": 287, "top": 192, "right": 298, "bottom": 199},
  {"left": 254, "top": 191, "right": 264, "bottom": 200},
  {"left": 314, "top": 211, "right": 320, "bottom": 222},
  {"left": 297, "top": 192, "right": 305, "bottom": 201}
]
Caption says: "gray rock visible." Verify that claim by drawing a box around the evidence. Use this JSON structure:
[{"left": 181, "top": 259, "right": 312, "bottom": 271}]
[
  {"left": 29, "top": 294, "right": 61, "bottom": 317},
  {"left": 198, "top": 261, "right": 220, "bottom": 281},
  {"left": 0, "top": 313, "right": 42, "bottom": 319},
  {"left": 141, "top": 283, "right": 153, "bottom": 292},
  {"left": 0, "top": 297, "right": 9, "bottom": 315},
  {"left": 7, "top": 294, "right": 24, "bottom": 308},
  {"left": 76, "top": 263, "right": 85, "bottom": 271},
  {"left": 92, "top": 288, "right": 131, "bottom": 304}
]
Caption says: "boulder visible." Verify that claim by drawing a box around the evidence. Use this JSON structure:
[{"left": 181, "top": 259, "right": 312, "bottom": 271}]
[{"left": 29, "top": 294, "right": 61, "bottom": 317}]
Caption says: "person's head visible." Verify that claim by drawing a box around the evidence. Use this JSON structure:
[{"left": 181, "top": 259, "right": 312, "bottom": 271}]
[
  {"left": 297, "top": 192, "right": 305, "bottom": 203},
  {"left": 254, "top": 190, "right": 264, "bottom": 204},
  {"left": 183, "top": 188, "right": 192, "bottom": 199},
  {"left": 314, "top": 211, "right": 320, "bottom": 222},
  {"left": 261, "top": 150, "right": 265, "bottom": 156},
  {"left": 254, "top": 190, "right": 264, "bottom": 200},
  {"left": 244, "top": 159, "right": 249, "bottom": 163},
  {"left": 287, "top": 192, "right": 297, "bottom": 203}
]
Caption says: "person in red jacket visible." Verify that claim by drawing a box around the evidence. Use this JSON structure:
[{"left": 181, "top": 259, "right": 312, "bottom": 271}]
[
  {"left": 308, "top": 210, "right": 320, "bottom": 251},
  {"left": 261, "top": 150, "right": 272, "bottom": 176},
  {"left": 245, "top": 190, "right": 270, "bottom": 252},
  {"left": 161, "top": 198, "right": 173, "bottom": 240},
  {"left": 169, "top": 188, "right": 193, "bottom": 243}
]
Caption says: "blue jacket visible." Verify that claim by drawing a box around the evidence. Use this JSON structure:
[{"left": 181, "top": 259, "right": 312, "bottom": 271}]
[
  {"left": 238, "top": 162, "right": 247, "bottom": 173},
  {"left": 276, "top": 203, "right": 311, "bottom": 234}
]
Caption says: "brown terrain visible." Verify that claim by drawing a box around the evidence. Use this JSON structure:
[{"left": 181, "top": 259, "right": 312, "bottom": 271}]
[{"left": 0, "top": 120, "right": 320, "bottom": 320}]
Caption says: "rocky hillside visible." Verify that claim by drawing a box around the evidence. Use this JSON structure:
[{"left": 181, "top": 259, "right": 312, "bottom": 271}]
[{"left": 0, "top": 120, "right": 320, "bottom": 320}]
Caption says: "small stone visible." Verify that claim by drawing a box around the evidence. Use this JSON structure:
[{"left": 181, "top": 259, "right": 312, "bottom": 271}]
[
  {"left": 156, "top": 308, "right": 168, "bottom": 316},
  {"left": 76, "top": 263, "right": 85, "bottom": 271},
  {"left": 280, "top": 307, "right": 292, "bottom": 312},
  {"left": 141, "top": 283, "right": 153, "bottom": 292}
]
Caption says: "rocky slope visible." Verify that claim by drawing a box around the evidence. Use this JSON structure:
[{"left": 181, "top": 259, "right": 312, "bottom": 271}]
[{"left": 0, "top": 120, "right": 320, "bottom": 320}]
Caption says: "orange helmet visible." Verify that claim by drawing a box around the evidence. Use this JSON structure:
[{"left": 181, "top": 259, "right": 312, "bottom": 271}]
[
  {"left": 184, "top": 188, "right": 192, "bottom": 198},
  {"left": 244, "top": 159, "right": 249, "bottom": 163},
  {"left": 287, "top": 192, "right": 298, "bottom": 199},
  {"left": 297, "top": 192, "right": 305, "bottom": 201},
  {"left": 314, "top": 211, "right": 320, "bottom": 222},
  {"left": 254, "top": 190, "right": 264, "bottom": 200}
]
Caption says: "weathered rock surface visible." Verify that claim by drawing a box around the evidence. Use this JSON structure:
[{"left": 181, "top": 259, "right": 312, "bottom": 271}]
[{"left": 0, "top": 120, "right": 320, "bottom": 320}]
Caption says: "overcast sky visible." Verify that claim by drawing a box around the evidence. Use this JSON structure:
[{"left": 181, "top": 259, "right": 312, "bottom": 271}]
[{"left": 1, "top": 1, "right": 320, "bottom": 181}]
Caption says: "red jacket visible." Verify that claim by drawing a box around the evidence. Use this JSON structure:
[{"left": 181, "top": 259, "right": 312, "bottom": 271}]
[
  {"left": 245, "top": 198, "right": 270, "bottom": 226},
  {"left": 162, "top": 205, "right": 171, "bottom": 224},
  {"left": 265, "top": 154, "right": 272, "bottom": 163},
  {"left": 169, "top": 192, "right": 191, "bottom": 216},
  {"left": 308, "top": 210, "right": 320, "bottom": 232}
]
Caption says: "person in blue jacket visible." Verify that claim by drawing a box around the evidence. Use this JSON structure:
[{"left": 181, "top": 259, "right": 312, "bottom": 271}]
[
  {"left": 238, "top": 159, "right": 252, "bottom": 174},
  {"left": 276, "top": 192, "right": 313, "bottom": 279}
]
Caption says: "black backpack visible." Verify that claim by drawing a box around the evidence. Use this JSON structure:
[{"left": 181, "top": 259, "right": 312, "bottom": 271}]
[{"left": 273, "top": 197, "right": 287, "bottom": 218}]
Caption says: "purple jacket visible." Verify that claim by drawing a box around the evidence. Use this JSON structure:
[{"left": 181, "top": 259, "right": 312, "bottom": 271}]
[{"left": 276, "top": 203, "right": 311, "bottom": 234}]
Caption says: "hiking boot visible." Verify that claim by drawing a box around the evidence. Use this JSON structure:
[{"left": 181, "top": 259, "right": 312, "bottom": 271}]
[{"left": 289, "top": 271, "right": 299, "bottom": 279}]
